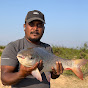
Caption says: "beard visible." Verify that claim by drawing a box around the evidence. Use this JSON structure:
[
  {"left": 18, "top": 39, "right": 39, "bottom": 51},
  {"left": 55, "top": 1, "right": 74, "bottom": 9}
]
[
  {"left": 27, "top": 31, "right": 44, "bottom": 42},
  {"left": 28, "top": 37, "right": 41, "bottom": 42}
]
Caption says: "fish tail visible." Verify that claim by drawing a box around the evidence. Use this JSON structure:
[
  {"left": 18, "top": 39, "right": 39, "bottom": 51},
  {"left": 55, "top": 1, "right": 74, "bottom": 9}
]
[{"left": 72, "top": 59, "right": 88, "bottom": 80}]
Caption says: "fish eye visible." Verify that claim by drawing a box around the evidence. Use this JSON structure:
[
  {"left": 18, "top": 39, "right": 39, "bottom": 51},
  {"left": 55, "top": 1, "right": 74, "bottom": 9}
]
[
  {"left": 30, "top": 56, "right": 34, "bottom": 60},
  {"left": 30, "top": 57, "right": 33, "bottom": 59}
]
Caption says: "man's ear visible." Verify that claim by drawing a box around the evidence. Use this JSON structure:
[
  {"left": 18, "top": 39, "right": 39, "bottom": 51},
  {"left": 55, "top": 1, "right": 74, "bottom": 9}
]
[
  {"left": 43, "top": 26, "right": 45, "bottom": 30},
  {"left": 42, "top": 26, "right": 45, "bottom": 34},
  {"left": 23, "top": 24, "right": 26, "bottom": 31}
]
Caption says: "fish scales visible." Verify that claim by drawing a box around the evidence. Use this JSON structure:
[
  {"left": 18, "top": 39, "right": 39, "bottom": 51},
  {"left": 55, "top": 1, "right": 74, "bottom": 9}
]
[{"left": 33, "top": 47, "right": 73, "bottom": 71}]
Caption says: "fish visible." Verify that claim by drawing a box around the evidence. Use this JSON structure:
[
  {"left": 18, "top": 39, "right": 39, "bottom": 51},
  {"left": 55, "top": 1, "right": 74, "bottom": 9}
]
[{"left": 17, "top": 47, "right": 88, "bottom": 82}]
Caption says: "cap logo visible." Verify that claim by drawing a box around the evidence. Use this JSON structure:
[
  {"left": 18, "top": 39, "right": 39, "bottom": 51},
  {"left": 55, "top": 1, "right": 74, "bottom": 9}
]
[{"left": 33, "top": 12, "right": 39, "bottom": 15}]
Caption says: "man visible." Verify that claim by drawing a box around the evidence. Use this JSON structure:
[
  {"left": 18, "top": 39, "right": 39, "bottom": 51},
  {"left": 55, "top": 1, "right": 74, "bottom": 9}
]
[{"left": 1, "top": 10, "right": 63, "bottom": 88}]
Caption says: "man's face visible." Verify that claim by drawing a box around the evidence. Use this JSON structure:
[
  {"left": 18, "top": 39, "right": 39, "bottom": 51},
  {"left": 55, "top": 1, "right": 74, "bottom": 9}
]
[{"left": 24, "top": 20, "right": 44, "bottom": 42}]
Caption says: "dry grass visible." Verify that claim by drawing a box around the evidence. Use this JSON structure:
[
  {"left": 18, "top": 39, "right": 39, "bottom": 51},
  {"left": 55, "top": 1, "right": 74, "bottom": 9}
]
[
  {"left": 50, "top": 75, "right": 88, "bottom": 88},
  {"left": 0, "top": 56, "right": 88, "bottom": 88}
]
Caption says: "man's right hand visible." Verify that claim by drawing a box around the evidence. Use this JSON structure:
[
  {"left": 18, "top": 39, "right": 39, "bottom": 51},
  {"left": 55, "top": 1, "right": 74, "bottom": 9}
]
[
  {"left": 19, "top": 60, "right": 43, "bottom": 78},
  {"left": 19, "top": 62, "right": 39, "bottom": 78}
]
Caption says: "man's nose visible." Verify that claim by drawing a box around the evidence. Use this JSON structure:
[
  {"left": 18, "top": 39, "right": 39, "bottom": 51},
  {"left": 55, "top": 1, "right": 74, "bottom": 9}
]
[{"left": 33, "top": 25, "right": 38, "bottom": 30}]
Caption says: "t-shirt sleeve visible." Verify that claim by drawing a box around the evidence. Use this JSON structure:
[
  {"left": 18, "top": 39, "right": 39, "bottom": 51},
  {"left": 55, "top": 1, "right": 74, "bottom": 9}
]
[{"left": 1, "top": 42, "right": 18, "bottom": 67}]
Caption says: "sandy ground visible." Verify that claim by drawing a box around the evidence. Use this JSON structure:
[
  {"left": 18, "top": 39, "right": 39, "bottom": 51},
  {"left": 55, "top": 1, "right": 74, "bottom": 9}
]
[
  {"left": 0, "top": 56, "right": 88, "bottom": 88},
  {"left": 50, "top": 75, "right": 88, "bottom": 88}
]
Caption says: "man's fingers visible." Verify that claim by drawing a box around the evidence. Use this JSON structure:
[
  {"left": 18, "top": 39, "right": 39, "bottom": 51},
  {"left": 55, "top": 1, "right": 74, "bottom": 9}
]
[
  {"left": 29, "top": 62, "right": 39, "bottom": 71},
  {"left": 32, "top": 62, "right": 39, "bottom": 70},
  {"left": 40, "top": 60, "right": 43, "bottom": 63},
  {"left": 51, "top": 67, "right": 57, "bottom": 75},
  {"left": 56, "top": 61, "right": 60, "bottom": 75},
  {"left": 38, "top": 60, "right": 43, "bottom": 71},
  {"left": 56, "top": 61, "right": 63, "bottom": 75},
  {"left": 59, "top": 62, "right": 63, "bottom": 74},
  {"left": 39, "top": 60, "right": 43, "bottom": 67}
]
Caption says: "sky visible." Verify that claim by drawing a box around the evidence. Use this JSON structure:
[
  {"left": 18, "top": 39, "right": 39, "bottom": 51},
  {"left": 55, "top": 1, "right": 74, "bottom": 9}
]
[{"left": 0, "top": 0, "right": 88, "bottom": 48}]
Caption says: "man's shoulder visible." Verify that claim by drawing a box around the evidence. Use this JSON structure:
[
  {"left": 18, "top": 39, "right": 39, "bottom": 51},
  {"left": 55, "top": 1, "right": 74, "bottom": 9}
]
[
  {"left": 40, "top": 42, "right": 51, "bottom": 47},
  {"left": 1, "top": 38, "right": 24, "bottom": 67},
  {"left": 8, "top": 37, "right": 24, "bottom": 46},
  {"left": 40, "top": 42, "right": 53, "bottom": 53},
  {"left": 4, "top": 37, "right": 25, "bottom": 52}
]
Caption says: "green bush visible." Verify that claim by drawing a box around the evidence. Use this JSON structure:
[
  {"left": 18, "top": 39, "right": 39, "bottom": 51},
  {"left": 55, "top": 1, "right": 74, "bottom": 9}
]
[
  {"left": 0, "top": 46, "right": 5, "bottom": 56},
  {"left": 0, "top": 46, "right": 5, "bottom": 49},
  {"left": 52, "top": 45, "right": 88, "bottom": 60},
  {"left": 0, "top": 51, "right": 2, "bottom": 56}
]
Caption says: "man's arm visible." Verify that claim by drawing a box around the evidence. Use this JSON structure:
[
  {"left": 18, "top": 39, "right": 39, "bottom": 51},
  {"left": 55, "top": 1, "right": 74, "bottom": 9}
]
[{"left": 1, "top": 62, "right": 39, "bottom": 85}]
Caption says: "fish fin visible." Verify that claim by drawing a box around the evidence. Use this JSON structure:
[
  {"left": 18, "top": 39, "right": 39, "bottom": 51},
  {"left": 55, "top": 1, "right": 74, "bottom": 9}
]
[
  {"left": 72, "top": 59, "right": 88, "bottom": 80},
  {"left": 72, "top": 67, "right": 83, "bottom": 80},
  {"left": 45, "top": 72, "right": 51, "bottom": 82},
  {"left": 31, "top": 68, "right": 42, "bottom": 82}
]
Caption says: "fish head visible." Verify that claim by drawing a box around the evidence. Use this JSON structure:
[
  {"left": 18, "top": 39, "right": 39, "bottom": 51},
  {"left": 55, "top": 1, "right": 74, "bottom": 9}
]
[{"left": 17, "top": 48, "right": 39, "bottom": 67}]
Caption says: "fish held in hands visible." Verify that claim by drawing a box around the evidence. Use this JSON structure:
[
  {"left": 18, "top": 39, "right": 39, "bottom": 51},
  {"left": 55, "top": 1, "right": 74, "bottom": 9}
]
[{"left": 17, "top": 47, "right": 88, "bottom": 82}]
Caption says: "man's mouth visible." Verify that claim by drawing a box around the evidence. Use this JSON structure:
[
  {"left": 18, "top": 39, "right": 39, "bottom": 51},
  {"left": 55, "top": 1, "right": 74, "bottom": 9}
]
[{"left": 30, "top": 32, "right": 39, "bottom": 35}]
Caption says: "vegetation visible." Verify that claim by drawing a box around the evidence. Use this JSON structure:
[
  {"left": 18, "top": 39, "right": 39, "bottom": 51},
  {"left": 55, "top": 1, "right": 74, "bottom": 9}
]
[
  {"left": 0, "top": 46, "right": 5, "bottom": 56},
  {"left": 0, "top": 51, "right": 2, "bottom": 56},
  {"left": 52, "top": 43, "right": 88, "bottom": 60},
  {"left": 0, "top": 46, "right": 5, "bottom": 49}
]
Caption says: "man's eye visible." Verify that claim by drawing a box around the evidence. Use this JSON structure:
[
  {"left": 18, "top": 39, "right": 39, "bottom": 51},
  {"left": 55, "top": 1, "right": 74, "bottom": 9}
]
[
  {"left": 29, "top": 23, "right": 34, "bottom": 27},
  {"left": 37, "top": 24, "right": 41, "bottom": 27},
  {"left": 28, "top": 22, "right": 44, "bottom": 28},
  {"left": 37, "top": 24, "right": 43, "bottom": 28}
]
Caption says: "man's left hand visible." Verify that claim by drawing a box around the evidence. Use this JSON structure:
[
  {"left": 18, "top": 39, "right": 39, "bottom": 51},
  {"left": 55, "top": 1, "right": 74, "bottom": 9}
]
[{"left": 51, "top": 61, "right": 63, "bottom": 79}]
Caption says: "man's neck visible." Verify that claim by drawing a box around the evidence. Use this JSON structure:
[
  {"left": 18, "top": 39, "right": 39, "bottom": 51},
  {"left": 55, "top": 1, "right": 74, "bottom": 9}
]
[{"left": 25, "top": 37, "right": 41, "bottom": 45}]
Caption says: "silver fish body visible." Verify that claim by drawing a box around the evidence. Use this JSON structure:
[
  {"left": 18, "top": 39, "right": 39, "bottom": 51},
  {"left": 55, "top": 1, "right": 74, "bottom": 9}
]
[{"left": 17, "top": 47, "right": 88, "bottom": 82}]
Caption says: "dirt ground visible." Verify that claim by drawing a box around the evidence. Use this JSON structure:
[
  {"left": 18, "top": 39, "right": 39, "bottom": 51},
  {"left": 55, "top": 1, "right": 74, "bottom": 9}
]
[
  {"left": 0, "top": 57, "right": 88, "bottom": 88},
  {"left": 50, "top": 75, "right": 88, "bottom": 88}
]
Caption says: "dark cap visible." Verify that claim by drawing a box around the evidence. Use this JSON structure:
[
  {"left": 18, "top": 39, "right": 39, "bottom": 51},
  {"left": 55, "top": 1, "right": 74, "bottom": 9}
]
[{"left": 25, "top": 10, "right": 45, "bottom": 23}]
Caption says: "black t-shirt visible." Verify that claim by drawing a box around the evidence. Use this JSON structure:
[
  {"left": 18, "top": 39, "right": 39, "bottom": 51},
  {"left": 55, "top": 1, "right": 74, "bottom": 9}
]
[{"left": 1, "top": 37, "right": 53, "bottom": 88}]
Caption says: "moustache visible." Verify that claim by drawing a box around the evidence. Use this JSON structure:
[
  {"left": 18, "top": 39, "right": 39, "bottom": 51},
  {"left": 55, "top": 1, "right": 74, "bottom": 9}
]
[{"left": 30, "top": 31, "right": 39, "bottom": 35}]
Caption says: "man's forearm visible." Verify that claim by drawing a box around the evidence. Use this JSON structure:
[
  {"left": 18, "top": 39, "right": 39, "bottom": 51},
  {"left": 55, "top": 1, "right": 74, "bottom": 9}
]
[
  {"left": 1, "top": 72, "right": 25, "bottom": 85},
  {"left": 1, "top": 62, "right": 39, "bottom": 86}
]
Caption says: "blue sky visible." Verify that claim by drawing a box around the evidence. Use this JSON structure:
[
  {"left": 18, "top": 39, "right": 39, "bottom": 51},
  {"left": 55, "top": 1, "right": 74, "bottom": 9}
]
[{"left": 0, "top": 0, "right": 88, "bottom": 48}]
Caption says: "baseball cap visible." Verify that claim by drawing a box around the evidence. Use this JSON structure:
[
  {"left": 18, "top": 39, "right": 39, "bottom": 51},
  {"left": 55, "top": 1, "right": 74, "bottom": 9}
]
[{"left": 25, "top": 10, "right": 45, "bottom": 23}]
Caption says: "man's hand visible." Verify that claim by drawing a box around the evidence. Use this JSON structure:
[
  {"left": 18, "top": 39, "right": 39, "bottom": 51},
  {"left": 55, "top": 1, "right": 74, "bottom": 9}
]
[
  {"left": 51, "top": 61, "right": 63, "bottom": 79},
  {"left": 19, "top": 62, "right": 39, "bottom": 78},
  {"left": 19, "top": 60, "right": 43, "bottom": 78}
]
